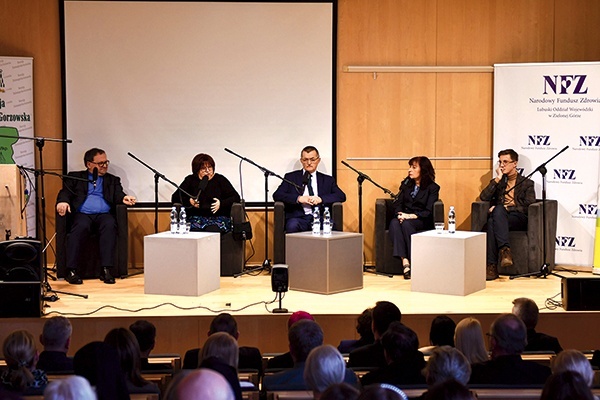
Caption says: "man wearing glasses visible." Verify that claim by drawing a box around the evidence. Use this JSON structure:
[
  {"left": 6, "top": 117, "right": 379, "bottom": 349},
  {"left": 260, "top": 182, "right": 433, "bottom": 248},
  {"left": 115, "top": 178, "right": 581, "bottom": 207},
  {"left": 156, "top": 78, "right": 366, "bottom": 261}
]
[
  {"left": 480, "top": 149, "right": 536, "bottom": 281},
  {"left": 273, "top": 145, "right": 346, "bottom": 233},
  {"left": 56, "top": 148, "right": 136, "bottom": 284}
]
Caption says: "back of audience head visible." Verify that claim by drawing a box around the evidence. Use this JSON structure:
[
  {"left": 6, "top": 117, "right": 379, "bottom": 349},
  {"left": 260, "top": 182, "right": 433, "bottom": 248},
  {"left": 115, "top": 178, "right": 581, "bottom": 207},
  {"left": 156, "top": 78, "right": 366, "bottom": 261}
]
[
  {"left": 200, "top": 331, "right": 239, "bottom": 369},
  {"left": 424, "top": 379, "right": 475, "bottom": 400},
  {"left": 44, "top": 375, "right": 97, "bottom": 400},
  {"left": 552, "top": 349, "right": 594, "bottom": 387},
  {"left": 174, "top": 368, "right": 235, "bottom": 400},
  {"left": 208, "top": 313, "right": 239, "bottom": 339},
  {"left": 358, "top": 384, "right": 408, "bottom": 400},
  {"left": 2, "top": 330, "right": 38, "bottom": 391},
  {"left": 129, "top": 320, "right": 156, "bottom": 357},
  {"left": 423, "top": 346, "right": 471, "bottom": 386},
  {"left": 41, "top": 316, "right": 72, "bottom": 352},
  {"left": 356, "top": 308, "right": 375, "bottom": 343},
  {"left": 540, "top": 370, "right": 594, "bottom": 400},
  {"left": 73, "top": 341, "right": 129, "bottom": 400},
  {"left": 319, "top": 382, "right": 359, "bottom": 400},
  {"left": 104, "top": 327, "right": 149, "bottom": 387},
  {"left": 489, "top": 313, "right": 527, "bottom": 356},
  {"left": 429, "top": 315, "right": 456, "bottom": 347},
  {"left": 304, "top": 345, "right": 346, "bottom": 396},
  {"left": 511, "top": 297, "right": 539, "bottom": 330},
  {"left": 372, "top": 301, "right": 402, "bottom": 339},
  {"left": 288, "top": 319, "right": 324, "bottom": 364},
  {"left": 454, "top": 317, "right": 488, "bottom": 364},
  {"left": 380, "top": 322, "right": 418, "bottom": 363},
  {"left": 288, "top": 310, "right": 315, "bottom": 329}
]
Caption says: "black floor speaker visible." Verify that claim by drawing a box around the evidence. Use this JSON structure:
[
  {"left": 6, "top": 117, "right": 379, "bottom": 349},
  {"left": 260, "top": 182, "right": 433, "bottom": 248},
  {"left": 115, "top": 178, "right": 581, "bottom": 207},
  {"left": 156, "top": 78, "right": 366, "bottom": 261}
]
[
  {"left": 0, "top": 239, "right": 43, "bottom": 318},
  {"left": 561, "top": 276, "right": 600, "bottom": 311}
]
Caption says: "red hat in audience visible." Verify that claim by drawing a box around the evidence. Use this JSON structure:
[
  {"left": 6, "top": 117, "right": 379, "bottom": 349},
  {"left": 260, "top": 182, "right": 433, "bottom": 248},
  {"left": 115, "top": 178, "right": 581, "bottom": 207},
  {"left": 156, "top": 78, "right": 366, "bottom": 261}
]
[{"left": 288, "top": 311, "right": 314, "bottom": 328}]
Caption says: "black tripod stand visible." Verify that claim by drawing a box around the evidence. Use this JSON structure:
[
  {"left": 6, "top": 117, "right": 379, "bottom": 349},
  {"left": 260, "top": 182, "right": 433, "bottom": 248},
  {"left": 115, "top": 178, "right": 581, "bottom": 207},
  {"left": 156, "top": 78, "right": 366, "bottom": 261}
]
[
  {"left": 510, "top": 146, "right": 569, "bottom": 280},
  {"left": 341, "top": 160, "right": 394, "bottom": 278},
  {"left": 224, "top": 148, "right": 301, "bottom": 277}
]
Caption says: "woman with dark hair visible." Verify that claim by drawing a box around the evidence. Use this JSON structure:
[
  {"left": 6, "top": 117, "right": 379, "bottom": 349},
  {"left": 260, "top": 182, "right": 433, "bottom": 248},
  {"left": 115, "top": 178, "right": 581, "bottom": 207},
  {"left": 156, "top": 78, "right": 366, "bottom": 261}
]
[
  {"left": 389, "top": 156, "right": 440, "bottom": 279},
  {"left": 1, "top": 330, "right": 47, "bottom": 394},
  {"left": 171, "top": 153, "right": 241, "bottom": 233}
]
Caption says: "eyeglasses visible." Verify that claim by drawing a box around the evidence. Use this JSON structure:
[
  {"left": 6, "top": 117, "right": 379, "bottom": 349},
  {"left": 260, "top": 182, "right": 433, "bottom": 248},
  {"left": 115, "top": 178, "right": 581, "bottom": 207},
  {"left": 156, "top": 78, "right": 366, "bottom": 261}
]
[
  {"left": 301, "top": 157, "right": 320, "bottom": 164},
  {"left": 199, "top": 166, "right": 213, "bottom": 172},
  {"left": 90, "top": 160, "right": 110, "bottom": 167},
  {"left": 498, "top": 160, "right": 515, "bottom": 165}
]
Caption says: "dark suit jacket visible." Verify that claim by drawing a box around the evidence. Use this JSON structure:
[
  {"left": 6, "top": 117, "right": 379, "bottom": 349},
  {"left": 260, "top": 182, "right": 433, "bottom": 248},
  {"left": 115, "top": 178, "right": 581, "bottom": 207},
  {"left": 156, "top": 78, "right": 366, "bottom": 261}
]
[
  {"left": 525, "top": 329, "right": 563, "bottom": 354},
  {"left": 262, "top": 362, "right": 358, "bottom": 391},
  {"left": 469, "top": 354, "right": 551, "bottom": 385},
  {"left": 480, "top": 174, "right": 536, "bottom": 215},
  {"left": 36, "top": 351, "right": 74, "bottom": 373},
  {"left": 183, "top": 346, "right": 263, "bottom": 374},
  {"left": 392, "top": 180, "right": 440, "bottom": 229},
  {"left": 347, "top": 340, "right": 387, "bottom": 369},
  {"left": 272, "top": 170, "right": 346, "bottom": 224},
  {"left": 360, "top": 353, "right": 427, "bottom": 386},
  {"left": 56, "top": 170, "right": 127, "bottom": 213},
  {"left": 266, "top": 351, "right": 294, "bottom": 369}
]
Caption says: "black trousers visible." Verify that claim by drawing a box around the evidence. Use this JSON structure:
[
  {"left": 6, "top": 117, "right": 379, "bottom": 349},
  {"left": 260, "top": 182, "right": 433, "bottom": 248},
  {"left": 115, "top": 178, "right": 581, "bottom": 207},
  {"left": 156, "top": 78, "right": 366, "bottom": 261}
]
[
  {"left": 67, "top": 213, "right": 117, "bottom": 272},
  {"left": 485, "top": 206, "right": 527, "bottom": 264},
  {"left": 388, "top": 217, "right": 426, "bottom": 261}
]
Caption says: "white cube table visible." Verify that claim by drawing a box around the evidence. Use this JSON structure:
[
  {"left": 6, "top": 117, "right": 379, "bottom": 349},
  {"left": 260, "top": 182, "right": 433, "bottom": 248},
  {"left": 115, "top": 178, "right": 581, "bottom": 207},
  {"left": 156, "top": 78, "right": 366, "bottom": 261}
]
[
  {"left": 144, "top": 231, "right": 220, "bottom": 296},
  {"left": 411, "top": 230, "right": 486, "bottom": 296},
  {"left": 286, "top": 231, "right": 363, "bottom": 294}
]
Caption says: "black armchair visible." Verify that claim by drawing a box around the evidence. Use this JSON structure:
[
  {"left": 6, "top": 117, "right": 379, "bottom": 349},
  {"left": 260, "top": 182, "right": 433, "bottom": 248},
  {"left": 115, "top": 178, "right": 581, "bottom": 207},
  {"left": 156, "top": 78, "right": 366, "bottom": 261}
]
[
  {"left": 220, "top": 202, "right": 245, "bottom": 276},
  {"left": 374, "top": 198, "right": 444, "bottom": 274},
  {"left": 55, "top": 204, "right": 129, "bottom": 279},
  {"left": 471, "top": 199, "right": 558, "bottom": 275},
  {"left": 273, "top": 201, "right": 343, "bottom": 265}
]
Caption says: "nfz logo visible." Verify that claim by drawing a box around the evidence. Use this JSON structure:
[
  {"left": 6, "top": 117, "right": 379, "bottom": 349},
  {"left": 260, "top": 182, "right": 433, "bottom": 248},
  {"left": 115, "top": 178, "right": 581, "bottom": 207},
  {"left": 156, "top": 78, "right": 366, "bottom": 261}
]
[
  {"left": 543, "top": 75, "right": 588, "bottom": 95},
  {"left": 578, "top": 204, "right": 598, "bottom": 216},
  {"left": 553, "top": 169, "right": 576, "bottom": 180},
  {"left": 579, "top": 136, "right": 600, "bottom": 147},
  {"left": 556, "top": 236, "right": 576, "bottom": 248},
  {"left": 528, "top": 135, "right": 551, "bottom": 146}
]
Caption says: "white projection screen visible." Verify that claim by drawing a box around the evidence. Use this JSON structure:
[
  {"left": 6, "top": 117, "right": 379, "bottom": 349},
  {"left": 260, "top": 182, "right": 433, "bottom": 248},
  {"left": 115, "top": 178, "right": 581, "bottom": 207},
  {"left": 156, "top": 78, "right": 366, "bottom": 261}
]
[{"left": 62, "top": 0, "right": 335, "bottom": 205}]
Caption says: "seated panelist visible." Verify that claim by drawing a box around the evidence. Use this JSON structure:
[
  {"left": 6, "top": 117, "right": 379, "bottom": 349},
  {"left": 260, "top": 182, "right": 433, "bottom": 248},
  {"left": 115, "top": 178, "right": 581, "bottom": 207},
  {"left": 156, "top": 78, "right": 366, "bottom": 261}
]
[
  {"left": 388, "top": 156, "right": 439, "bottom": 280},
  {"left": 272, "top": 145, "right": 346, "bottom": 233},
  {"left": 171, "top": 153, "right": 240, "bottom": 233},
  {"left": 56, "top": 148, "right": 136, "bottom": 285}
]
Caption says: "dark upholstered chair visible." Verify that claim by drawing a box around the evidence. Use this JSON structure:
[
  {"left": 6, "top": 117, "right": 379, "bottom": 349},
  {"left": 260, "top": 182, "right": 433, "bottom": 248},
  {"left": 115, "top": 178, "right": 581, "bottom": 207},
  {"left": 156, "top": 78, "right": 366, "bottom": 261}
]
[
  {"left": 471, "top": 199, "right": 558, "bottom": 275},
  {"left": 221, "top": 202, "right": 245, "bottom": 276},
  {"left": 56, "top": 204, "right": 129, "bottom": 279},
  {"left": 273, "top": 201, "right": 343, "bottom": 265},
  {"left": 374, "top": 198, "right": 444, "bottom": 275}
]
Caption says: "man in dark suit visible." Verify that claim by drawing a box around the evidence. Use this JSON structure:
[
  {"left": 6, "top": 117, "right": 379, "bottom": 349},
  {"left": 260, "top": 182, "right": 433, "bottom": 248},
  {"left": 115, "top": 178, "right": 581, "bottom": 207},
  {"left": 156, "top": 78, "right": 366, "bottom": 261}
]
[
  {"left": 273, "top": 145, "right": 346, "bottom": 233},
  {"left": 56, "top": 148, "right": 136, "bottom": 284},
  {"left": 37, "top": 316, "right": 74, "bottom": 372},
  {"left": 470, "top": 313, "right": 551, "bottom": 385},
  {"left": 512, "top": 297, "right": 563, "bottom": 354},
  {"left": 129, "top": 320, "right": 172, "bottom": 371}
]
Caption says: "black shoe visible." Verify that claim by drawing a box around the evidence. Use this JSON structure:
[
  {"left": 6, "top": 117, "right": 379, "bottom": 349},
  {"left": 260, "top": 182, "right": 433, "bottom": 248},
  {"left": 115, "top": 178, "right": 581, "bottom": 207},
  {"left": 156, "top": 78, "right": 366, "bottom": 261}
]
[
  {"left": 65, "top": 270, "right": 83, "bottom": 285},
  {"left": 486, "top": 263, "right": 499, "bottom": 281},
  {"left": 100, "top": 268, "right": 115, "bottom": 284},
  {"left": 403, "top": 265, "right": 411, "bottom": 280}
]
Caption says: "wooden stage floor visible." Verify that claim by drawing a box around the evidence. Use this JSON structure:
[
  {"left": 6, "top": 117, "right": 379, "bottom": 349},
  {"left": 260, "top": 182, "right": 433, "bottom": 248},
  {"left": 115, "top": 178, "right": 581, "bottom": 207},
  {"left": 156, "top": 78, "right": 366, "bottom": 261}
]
[{"left": 2, "top": 267, "right": 599, "bottom": 357}]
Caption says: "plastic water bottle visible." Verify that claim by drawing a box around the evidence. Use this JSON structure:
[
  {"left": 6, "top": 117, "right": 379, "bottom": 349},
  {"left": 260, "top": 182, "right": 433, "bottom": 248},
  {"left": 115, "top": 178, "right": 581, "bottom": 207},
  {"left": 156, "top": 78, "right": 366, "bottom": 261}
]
[
  {"left": 322, "top": 206, "right": 331, "bottom": 236},
  {"left": 448, "top": 206, "right": 456, "bottom": 234},
  {"left": 312, "top": 207, "right": 321, "bottom": 235},
  {"left": 170, "top": 206, "right": 178, "bottom": 234},
  {"left": 178, "top": 207, "right": 187, "bottom": 233}
]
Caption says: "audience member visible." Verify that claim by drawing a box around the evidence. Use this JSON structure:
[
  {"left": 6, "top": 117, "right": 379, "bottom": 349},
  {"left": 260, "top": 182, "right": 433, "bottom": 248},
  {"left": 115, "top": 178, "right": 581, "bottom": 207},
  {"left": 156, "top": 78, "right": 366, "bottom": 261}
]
[
  {"left": 37, "top": 316, "right": 74, "bottom": 373},
  {"left": 162, "top": 370, "right": 193, "bottom": 400},
  {"left": 183, "top": 313, "right": 262, "bottom": 373},
  {"left": 358, "top": 384, "right": 408, "bottom": 400},
  {"left": 540, "top": 370, "right": 594, "bottom": 400},
  {"left": 424, "top": 379, "right": 476, "bottom": 400},
  {"left": 469, "top": 313, "right": 551, "bottom": 385},
  {"left": 129, "top": 320, "right": 171, "bottom": 371},
  {"left": 1, "top": 330, "right": 47, "bottom": 395},
  {"left": 73, "top": 341, "right": 129, "bottom": 400},
  {"left": 263, "top": 320, "right": 357, "bottom": 391},
  {"left": 338, "top": 308, "right": 375, "bottom": 354},
  {"left": 267, "top": 310, "right": 315, "bottom": 369},
  {"left": 174, "top": 368, "right": 235, "bottom": 400},
  {"left": 454, "top": 317, "right": 488, "bottom": 364},
  {"left": 417, "top": 346, "right": 471, "bottom": 399},
  {"left": 304, "top": 345, "right": 349, "bottom": 399},
  {"left": 419, "top": 315, "right": 456, "bottom": 355},
  {"left": 199, "top": 332, "right": 242, "bottom": 400},
  {"left": 552, "top": 349, "right": 595, "bottom": 389},
  {"left": 44, "top": 375, "right": 97, "bottom": 400},
  {"left": 104, "top": 328, "right": 159, "bottom": 395},
  {"left": 348, "top": 301, "right": 402, "bottom": 368},
  {"left": 360, "top": 321, "right": 426, "bottom": 386},
  {"left": 319, "top": 382, "right": 360, "bottom": 400},
  {"left": 512, "top": 297, "right": 563, "bottom": 353}
]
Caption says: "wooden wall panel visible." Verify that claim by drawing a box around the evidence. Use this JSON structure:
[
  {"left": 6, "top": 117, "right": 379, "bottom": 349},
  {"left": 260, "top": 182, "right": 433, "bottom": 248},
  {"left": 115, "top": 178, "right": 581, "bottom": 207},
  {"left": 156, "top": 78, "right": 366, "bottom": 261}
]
[{"left": 554, "top": 0, "right": 600, "bottom": 61}]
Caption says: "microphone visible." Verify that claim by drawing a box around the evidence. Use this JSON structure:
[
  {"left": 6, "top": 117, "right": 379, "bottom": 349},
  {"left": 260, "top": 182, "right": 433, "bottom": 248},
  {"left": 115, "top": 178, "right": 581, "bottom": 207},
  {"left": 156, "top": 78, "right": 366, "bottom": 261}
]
[
  {"left": 401, "top": 175, "right": 411, "bottom": 187},
  {"left": 92, "top": 167, "right": 98, "bottom": 187},
  {"left": 302, "top": 171, "right": 310, "bottom": 186},
  {"left": 500, "top": 173, "right": 508, "bottom": 185},
  {"left": 195, "top": 175, "right": 209, "bottom": 202}
]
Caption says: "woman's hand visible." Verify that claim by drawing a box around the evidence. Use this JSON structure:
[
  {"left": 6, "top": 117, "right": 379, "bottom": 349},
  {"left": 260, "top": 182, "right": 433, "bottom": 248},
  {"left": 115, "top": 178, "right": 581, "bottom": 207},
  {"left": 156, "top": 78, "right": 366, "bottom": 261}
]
[
  {"left": 397, "top": 212, "right": 417, "bottom": 223},
  {"left": 190, "top": 198, "right": 200, "bottom": 208},
  {"left": 211, "top": 198, "right": 220, "bottom": 214}
]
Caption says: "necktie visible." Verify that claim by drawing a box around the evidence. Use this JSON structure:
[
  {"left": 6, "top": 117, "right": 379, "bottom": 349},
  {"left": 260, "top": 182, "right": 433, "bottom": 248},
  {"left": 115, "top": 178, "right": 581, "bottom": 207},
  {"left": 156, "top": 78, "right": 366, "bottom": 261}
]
[{"left": 307, "top": 174, "right": 314, "bottom": 196}]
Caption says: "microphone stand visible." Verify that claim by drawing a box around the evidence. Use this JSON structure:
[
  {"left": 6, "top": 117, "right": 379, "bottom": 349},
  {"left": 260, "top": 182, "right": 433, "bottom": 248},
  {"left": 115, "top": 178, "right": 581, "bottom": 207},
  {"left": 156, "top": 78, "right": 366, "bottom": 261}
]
[
  {"left": 341, "top": 160, "right": 394, "bottom": 278},
  {"left": 127, "top": 152, "right": 194, "bottom": 233},
  {"left": 224, "top": 147, "right": 301, "bottom": 277},
  {"left": 510, "top": 146, "right": 569, "bottom": 280}
]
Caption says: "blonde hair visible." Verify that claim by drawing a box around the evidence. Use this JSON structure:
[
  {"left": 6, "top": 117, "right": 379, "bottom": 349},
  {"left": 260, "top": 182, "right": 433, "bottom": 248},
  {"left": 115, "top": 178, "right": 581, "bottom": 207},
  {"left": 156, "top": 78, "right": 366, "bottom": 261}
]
[
  {"left": 454, "top": 317, "right": 488, "bottom": 364},
  {"left": 201, "top": 332, "right": 239, "bottom": 369},
  {"left": 2, "top": 330, "right": 38, "bottom": 391},
  {"left": 552, "top": 349, "right": 594, "bottom": 387}
]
